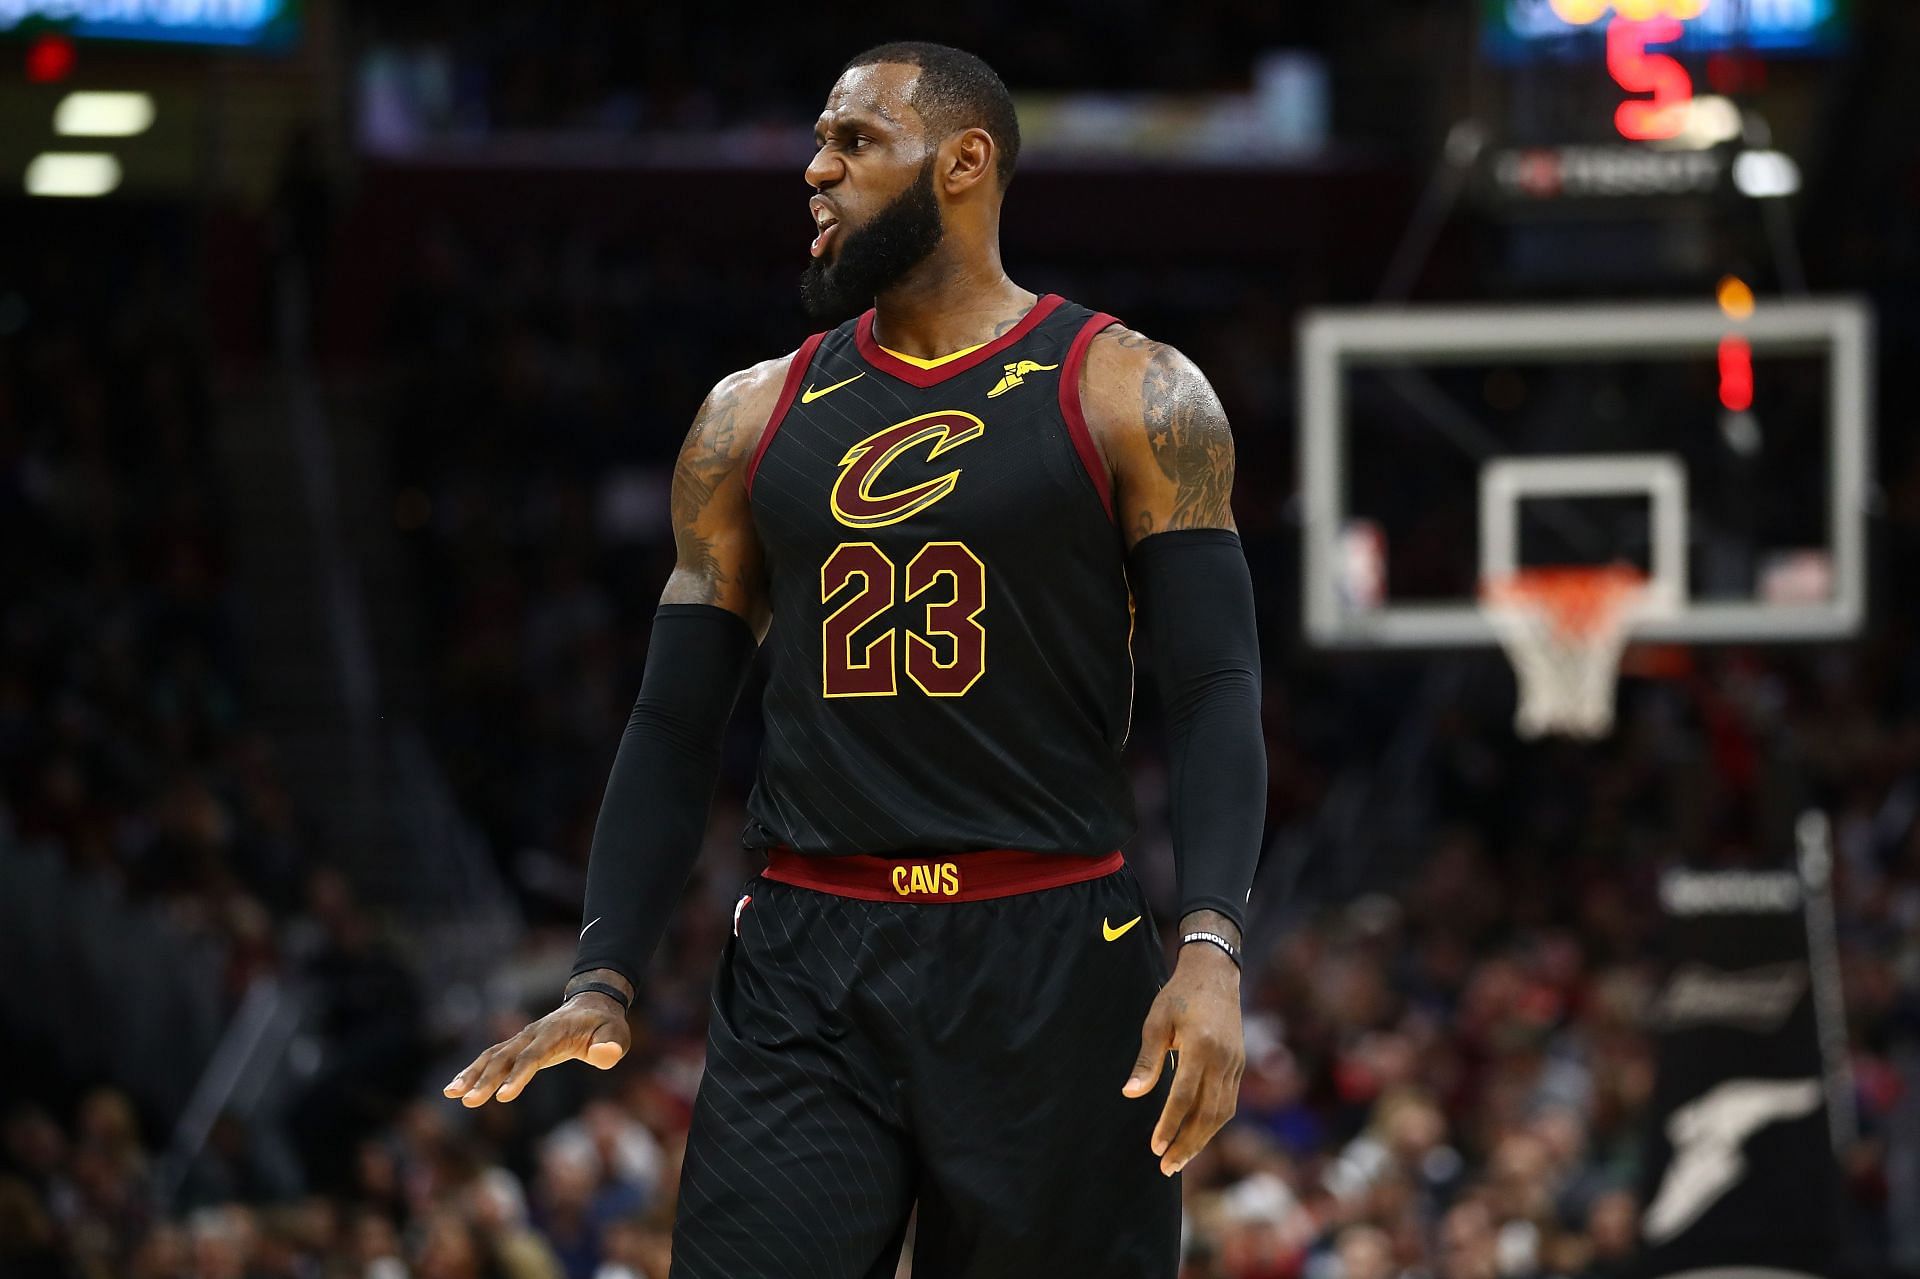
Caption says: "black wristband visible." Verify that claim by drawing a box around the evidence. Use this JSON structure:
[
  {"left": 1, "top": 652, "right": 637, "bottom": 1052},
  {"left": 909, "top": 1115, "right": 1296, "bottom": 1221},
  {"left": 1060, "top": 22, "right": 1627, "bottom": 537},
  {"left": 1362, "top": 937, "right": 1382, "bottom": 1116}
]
[
  {"left": 564, "top": 980, "right": 632, "bottom": 1013},
  {"left": 1181, "top": 930, "right": 1242, "bottom": 969}
]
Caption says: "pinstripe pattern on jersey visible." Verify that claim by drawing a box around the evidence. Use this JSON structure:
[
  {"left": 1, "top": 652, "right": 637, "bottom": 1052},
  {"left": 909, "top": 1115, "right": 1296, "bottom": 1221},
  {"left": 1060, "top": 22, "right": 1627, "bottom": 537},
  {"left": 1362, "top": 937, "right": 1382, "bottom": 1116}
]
[{"left": 741, "top": 295, "right": 1135, "bottom": 857}]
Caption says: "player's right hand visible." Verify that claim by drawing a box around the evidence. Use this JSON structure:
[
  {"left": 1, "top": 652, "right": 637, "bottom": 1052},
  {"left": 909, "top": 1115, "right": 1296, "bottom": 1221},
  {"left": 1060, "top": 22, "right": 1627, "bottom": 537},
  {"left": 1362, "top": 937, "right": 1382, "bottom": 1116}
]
[{"left": 442, "top": 992, "right": 631, "bottom": 1107}]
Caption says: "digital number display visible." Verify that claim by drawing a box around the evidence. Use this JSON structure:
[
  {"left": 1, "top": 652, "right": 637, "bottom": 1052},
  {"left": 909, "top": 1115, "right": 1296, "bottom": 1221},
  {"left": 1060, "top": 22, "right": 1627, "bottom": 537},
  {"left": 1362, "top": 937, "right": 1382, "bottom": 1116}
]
[
  {"left": 1487, "top": 0, "right": 1844, "bottom": 144},
  {"left": 1607, "top": 18, "right": 1692, "bottom": 140},
  {"left": 1483, "top": 0, "right": 1847, "bottom": 63}
]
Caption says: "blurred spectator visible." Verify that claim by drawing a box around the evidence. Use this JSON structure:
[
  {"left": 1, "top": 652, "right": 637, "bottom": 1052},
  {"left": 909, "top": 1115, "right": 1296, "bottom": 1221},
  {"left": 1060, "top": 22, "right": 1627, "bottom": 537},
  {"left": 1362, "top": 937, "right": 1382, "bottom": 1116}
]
[{"left": 1331, "top": 1223, "right": 1401, "bottom": 1279}]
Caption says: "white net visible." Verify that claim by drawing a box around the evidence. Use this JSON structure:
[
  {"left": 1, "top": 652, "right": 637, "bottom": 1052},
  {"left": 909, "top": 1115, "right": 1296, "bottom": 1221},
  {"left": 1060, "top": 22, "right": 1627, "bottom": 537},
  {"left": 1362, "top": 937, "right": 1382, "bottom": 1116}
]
[{"left": 1479, "top": 566, "right": 1650, "bottom": 739}]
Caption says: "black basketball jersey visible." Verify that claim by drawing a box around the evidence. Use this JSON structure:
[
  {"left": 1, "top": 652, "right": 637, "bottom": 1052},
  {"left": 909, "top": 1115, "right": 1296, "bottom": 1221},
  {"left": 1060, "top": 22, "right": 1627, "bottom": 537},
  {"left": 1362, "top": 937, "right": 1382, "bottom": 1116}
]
[{"left": 741, "top": 293, "right": 1135, "bottom": 857}]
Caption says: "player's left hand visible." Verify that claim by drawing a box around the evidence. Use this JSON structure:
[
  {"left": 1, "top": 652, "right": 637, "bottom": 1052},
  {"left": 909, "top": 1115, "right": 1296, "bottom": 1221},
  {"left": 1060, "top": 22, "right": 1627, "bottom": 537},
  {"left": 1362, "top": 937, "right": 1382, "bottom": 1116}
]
[{"left": 1122, "top": 933, "right": 1244, "bottom": 1176}]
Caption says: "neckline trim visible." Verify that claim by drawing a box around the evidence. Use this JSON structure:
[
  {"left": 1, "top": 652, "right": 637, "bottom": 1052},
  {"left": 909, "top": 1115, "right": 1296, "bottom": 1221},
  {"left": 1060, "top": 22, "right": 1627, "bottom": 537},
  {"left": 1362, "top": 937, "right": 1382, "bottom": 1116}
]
[
  {"left": 876, "top": 340, "right": 987, "bottom": 370},
  {"left": 856, "top": 293, "right": 1065, "bottom": 387}
]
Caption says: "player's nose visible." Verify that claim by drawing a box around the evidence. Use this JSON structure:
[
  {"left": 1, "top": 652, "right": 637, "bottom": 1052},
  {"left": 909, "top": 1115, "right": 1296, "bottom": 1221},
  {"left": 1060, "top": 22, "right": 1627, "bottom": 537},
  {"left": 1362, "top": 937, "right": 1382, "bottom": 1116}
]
[{"left": 805, "top": 146, "right": 842, "bottom": 192}]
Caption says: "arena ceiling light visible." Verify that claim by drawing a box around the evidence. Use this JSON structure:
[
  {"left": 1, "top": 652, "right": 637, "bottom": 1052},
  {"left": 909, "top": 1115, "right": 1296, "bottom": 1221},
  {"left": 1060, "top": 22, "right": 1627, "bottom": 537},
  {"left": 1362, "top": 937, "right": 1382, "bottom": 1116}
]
[
  {"left": 54, "top": 91, "right": 155, "bottom": 137},
  {"left": 25, "top": 152, "right": 121, "bottom": 198}
]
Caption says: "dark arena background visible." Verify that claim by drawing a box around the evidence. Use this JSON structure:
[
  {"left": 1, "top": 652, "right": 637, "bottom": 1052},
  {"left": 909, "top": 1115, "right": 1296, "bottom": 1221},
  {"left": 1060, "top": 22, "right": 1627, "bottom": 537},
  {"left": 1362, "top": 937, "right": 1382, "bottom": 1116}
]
[{"left": 2, "top": 2, "right": 1917, "bottom": 1277}]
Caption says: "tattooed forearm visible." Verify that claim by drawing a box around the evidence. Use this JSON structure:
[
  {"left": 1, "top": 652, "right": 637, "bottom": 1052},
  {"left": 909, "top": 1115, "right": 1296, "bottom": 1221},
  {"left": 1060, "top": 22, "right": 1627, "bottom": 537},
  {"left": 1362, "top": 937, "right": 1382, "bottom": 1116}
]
[{"left": 1140, "top": 344, "right": 1235, "bottom": 531}]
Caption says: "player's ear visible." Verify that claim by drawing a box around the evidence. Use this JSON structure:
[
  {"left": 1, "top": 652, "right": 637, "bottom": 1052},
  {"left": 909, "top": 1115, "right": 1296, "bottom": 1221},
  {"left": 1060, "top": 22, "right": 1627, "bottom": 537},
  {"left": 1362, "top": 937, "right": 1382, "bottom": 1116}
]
[{"left": 941, "top": 127, "right": 997, "bottom": 196}]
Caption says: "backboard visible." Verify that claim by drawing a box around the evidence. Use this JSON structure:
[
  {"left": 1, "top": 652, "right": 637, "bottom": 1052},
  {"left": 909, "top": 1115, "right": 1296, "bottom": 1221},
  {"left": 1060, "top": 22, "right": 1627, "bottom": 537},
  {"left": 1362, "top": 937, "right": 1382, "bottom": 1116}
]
[{"left": 1299, "top": 299, "right": 1873, "bottom": 650}]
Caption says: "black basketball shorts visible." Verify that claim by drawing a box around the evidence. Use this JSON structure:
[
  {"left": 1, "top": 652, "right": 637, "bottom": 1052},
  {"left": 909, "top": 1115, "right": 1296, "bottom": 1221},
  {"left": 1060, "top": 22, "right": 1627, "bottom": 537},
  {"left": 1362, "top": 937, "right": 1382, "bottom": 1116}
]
[{"left": 668, "top": 848, "right": 1181, "bottom": 1278}]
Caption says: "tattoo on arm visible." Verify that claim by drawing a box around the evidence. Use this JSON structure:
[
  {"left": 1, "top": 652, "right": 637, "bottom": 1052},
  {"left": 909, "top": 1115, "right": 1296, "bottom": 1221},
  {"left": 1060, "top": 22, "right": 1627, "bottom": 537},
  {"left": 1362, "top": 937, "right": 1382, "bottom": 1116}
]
[
  {"left": 667, "top": 381, "right": 748, "bottom": 606},
  {"left": 672, "top": 387, "right": 741, "bottom": 515},
  {"left": 1141, "top": 344, "right": 1235, "bottom": 531}
]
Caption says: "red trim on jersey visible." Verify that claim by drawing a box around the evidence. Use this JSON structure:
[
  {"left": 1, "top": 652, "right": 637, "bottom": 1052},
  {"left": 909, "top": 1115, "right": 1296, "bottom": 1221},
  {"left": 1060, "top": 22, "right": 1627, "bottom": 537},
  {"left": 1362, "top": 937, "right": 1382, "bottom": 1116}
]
[
  {"left": 1060, "top": 312, "right": 1121, "bottom": 522},
  {"left": 855, "top": 293, "right": 1066, "bottom": 387},
  {"left": 743, "top": 331, "right": 826, "bottom": 497},
  {"left": 760, "top": 846, "right": 1124, "bottom": 903}
]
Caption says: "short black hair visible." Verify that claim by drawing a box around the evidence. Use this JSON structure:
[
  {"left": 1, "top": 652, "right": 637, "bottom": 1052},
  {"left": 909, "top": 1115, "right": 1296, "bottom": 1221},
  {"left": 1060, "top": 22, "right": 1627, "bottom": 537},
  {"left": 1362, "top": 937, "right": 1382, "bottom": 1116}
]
[{"left": 842, "top": 41, "right": 1021, "bottom": 186}]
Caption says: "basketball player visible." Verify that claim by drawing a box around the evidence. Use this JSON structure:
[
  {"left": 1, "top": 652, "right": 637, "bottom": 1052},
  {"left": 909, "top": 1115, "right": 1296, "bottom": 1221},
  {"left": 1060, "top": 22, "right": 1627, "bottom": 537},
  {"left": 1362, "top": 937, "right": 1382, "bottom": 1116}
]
[{"left": 445, "top": 42, "right": 1266, "bottom": 1277}]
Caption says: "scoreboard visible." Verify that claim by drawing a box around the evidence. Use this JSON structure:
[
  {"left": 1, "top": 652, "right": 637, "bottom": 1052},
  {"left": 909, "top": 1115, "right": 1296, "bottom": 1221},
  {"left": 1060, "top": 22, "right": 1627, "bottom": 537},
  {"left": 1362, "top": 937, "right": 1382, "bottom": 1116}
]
[
  {"left": 1474, "top": 0, "right": 1846, "bottom": 229},
  {"left": 1483, "top": 0, "right": 1846, "bottom": 148},
  {"left": 1484, "top": 0, "right": 1848, "bottom": 65}
]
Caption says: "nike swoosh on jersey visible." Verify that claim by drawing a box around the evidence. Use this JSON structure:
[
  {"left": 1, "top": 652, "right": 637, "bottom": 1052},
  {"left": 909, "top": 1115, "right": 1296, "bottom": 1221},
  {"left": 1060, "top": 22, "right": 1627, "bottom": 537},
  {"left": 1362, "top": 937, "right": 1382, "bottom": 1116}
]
[
  {"left": 1102, "top": 915, "right": 1141, "bottom": 942},
  {"left": 579, "top": 916, "right": 601, "bottom": 940},
  {"left": 800, "top": 373, "right": 865, "bottom": 403}
]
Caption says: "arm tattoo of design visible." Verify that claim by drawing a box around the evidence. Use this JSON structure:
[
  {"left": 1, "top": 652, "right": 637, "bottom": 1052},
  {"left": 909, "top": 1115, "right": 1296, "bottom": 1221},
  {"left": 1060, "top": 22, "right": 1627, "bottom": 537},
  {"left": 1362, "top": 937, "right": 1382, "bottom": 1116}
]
[
  {"left": 669, "top": 382, "right": 747, "bottom": 604},
  {"left": 674, "top": 533, "right": 723, "bottom": 605},
  {"left": 1140, "top": 344, "right": 1235, "bottom": 530}
]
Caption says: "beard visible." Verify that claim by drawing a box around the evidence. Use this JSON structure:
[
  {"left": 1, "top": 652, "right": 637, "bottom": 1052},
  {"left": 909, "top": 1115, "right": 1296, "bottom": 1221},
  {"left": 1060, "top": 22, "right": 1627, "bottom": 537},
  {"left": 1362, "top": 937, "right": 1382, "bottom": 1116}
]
[{"left": 799, "top": 158, "right": 945, "bottom": 323}]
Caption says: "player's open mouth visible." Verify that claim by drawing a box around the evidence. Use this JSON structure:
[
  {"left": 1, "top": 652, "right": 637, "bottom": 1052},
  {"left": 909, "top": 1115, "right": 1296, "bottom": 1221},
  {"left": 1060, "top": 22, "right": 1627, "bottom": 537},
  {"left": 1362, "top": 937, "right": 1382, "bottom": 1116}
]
[
  {"left": 809, "top": 198, "right": 840, "bottom": 258},
  {"left": 811, "top": 216, "right": 839, "bottom": 258}
]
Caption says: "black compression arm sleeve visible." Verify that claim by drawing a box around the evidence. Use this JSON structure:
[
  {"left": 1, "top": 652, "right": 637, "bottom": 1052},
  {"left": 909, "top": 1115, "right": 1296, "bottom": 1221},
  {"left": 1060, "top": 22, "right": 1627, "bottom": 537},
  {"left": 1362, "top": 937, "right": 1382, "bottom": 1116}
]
[
  {"left": 1130, "top": 528, "right": 1267, "bottom": 934},
  {"left": 571, "top": 603, "right": 758, "bottom": 989}
]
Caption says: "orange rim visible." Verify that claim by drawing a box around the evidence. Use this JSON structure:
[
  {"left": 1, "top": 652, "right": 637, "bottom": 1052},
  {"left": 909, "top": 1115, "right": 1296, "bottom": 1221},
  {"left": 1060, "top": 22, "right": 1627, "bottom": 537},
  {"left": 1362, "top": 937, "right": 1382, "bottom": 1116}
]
[{"left": 1481, "top": 564, "right": 1648, "bottom": 641}]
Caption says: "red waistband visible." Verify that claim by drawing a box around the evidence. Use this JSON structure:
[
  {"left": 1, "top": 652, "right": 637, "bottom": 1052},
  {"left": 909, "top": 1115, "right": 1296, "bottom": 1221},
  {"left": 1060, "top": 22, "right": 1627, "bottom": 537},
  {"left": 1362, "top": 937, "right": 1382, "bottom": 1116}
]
[{"left": 759, "top": 847, "right": 1124, "bottom": 903}]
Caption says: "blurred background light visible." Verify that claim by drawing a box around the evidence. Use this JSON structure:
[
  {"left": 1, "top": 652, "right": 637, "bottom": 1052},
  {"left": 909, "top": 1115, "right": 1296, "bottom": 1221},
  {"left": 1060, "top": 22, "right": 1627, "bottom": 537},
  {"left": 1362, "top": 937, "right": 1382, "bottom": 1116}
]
[
  {"left": 24, "top": 32, "right": 75, "bottom": 82},
  {"left": 24, "top": 151, "right": 121, "bottom": 198},
  {"left": 1717, "top": 334, "right": 1755, "bottom": 410},
  {"left": 1548, "top": 0, "right": 1613, "bottom": 22},
  {"left": 1653, "top": 95, "right": 1742, "bottom": 150},
  {"left": 0, "top": 0, "right": 296, "bottom": 48},
  {"left": 1716, "top": 274, "right": 1755, "bottom": 318},
  {"left": 54, "top": 91, "right": 156, "bottom": 138},
  {"left": 1733, "top": 148, "right": 1803, "bottom": 197}
]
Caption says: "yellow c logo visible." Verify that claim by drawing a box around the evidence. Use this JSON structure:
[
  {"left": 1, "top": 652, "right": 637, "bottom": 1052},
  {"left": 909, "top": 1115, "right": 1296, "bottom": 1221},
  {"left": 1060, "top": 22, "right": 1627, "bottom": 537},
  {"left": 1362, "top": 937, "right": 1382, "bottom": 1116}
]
[{"left": 831, "top": 411, "right": 984, "bottom": 529}]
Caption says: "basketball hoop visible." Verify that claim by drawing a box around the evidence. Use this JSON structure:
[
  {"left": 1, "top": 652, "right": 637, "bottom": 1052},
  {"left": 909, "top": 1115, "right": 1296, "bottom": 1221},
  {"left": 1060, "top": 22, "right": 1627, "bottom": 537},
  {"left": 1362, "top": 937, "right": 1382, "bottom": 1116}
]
[{"left": 1479, "top": 565, "right": 1654, "bottom": 739}]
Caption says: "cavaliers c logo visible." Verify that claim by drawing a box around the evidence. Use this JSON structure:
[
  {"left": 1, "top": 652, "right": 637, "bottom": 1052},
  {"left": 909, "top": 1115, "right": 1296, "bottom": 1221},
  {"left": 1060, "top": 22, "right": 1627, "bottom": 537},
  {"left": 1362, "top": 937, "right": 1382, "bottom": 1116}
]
[{"left": 830, "top": 411, "right": 984, "bottom": 529}]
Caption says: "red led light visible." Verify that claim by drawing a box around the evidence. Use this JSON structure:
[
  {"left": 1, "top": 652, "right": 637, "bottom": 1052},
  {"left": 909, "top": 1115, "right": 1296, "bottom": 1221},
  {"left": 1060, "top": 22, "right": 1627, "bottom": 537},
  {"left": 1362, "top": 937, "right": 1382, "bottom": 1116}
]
[
  {"left": 26, "top": 34, "right": 76, "bottom": 84},
  {"left": 1718, "top": 336, "right": 1754, "bottom": 412},
  {"left": 1609, "top": 17, "right": 1693, "bottom": 141}
]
